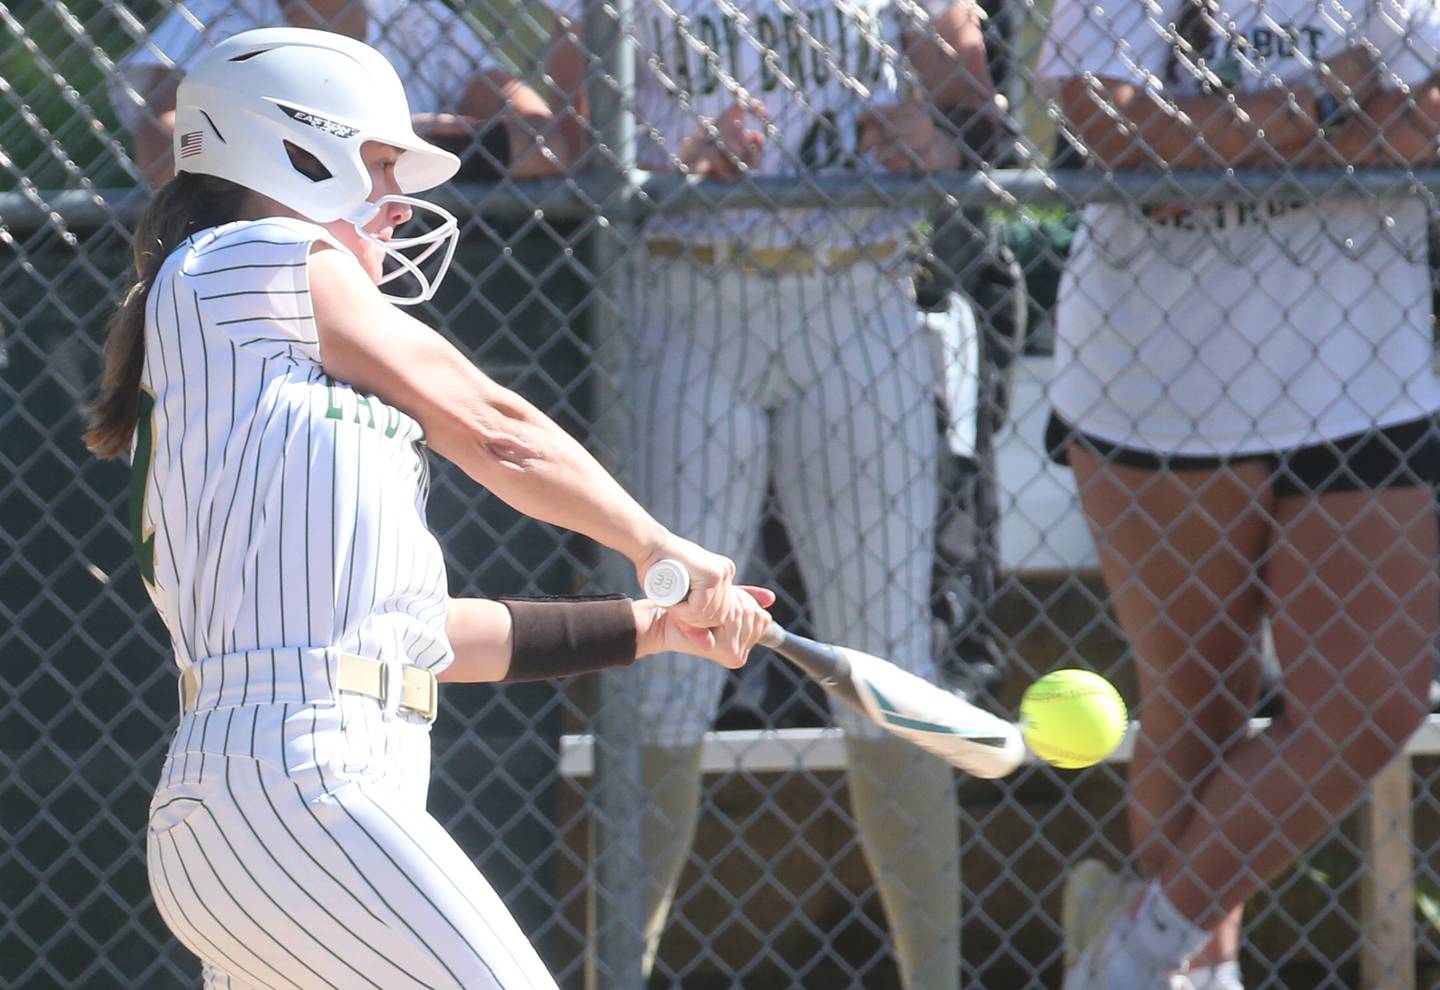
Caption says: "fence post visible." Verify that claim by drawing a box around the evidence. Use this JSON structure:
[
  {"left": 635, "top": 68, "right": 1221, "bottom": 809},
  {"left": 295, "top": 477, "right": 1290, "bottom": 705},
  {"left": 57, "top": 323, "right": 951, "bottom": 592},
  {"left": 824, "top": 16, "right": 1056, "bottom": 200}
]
[
  {"left": 1360, "top": 756, "right": 1415, "bottom": 990},
  {"left": 583, "top": 0, "right": 644, "bottom": 984}
]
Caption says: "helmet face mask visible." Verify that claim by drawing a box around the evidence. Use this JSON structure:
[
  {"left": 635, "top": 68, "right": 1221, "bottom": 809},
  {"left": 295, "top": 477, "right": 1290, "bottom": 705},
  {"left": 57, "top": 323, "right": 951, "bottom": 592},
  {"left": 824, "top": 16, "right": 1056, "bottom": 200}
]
[
  {"left": 366, "top": 194, "right": 461, "bottom": 306},
  {"left": 174, "top": 27, "right": 461, "bottom": 303}
]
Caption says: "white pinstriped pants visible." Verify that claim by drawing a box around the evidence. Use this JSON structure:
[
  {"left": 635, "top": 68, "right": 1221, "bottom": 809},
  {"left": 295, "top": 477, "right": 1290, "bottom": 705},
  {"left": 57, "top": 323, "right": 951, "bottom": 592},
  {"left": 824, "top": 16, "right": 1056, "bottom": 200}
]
[
  {"left": 627, "top": 252, "right": 940, "bottom": 746},
  {"left": 147, "top": 648, "right": 558, "bottom": 990}
]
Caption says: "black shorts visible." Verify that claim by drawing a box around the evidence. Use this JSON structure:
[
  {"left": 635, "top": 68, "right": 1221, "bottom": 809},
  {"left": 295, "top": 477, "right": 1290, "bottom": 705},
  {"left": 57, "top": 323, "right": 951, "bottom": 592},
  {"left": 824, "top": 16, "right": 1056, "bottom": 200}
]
[{"left": 1045, "top": 413, "right": 1440, "bottom": 498}]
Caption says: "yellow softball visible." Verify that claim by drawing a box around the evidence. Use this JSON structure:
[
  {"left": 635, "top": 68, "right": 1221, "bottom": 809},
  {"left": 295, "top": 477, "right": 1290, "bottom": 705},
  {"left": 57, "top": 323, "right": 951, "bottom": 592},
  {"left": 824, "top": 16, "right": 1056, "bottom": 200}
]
[{"left": 1019, "top": 669, "right": 1128, "bottom": 769}]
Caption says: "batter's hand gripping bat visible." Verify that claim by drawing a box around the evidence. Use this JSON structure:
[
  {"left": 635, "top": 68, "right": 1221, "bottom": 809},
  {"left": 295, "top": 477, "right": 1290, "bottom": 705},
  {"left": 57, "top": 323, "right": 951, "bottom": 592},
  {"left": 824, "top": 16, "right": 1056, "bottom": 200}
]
[{"left": 643, "top": 560, "right": 1026, "bottom": 779}]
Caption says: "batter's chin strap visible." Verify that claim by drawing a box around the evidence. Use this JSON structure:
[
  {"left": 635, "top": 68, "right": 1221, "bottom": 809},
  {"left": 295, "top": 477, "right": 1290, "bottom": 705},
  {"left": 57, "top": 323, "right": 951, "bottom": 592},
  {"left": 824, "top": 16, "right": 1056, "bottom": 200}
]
[{"left": 354, "top": 195, "right": 460, "bottom": 307}]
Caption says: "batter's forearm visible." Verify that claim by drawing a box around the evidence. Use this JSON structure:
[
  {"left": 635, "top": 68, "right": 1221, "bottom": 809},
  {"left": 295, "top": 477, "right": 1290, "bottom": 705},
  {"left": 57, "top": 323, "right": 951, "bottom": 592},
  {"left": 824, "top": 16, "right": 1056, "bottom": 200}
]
[
  {"left": 482, "top": 451, "right": 666, "bottom": 564},
  {"left": 309, "top": 252, "right": 670, "bottom": 571},
  {"left": 436, "top": 390, "right": 668, "bottom": 567}
]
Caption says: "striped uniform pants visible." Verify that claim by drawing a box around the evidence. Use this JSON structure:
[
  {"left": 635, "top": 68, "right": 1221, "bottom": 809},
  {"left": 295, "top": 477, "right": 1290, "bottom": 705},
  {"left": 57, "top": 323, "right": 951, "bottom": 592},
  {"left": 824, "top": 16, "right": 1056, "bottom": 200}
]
[
  {"left": 628, "top": 251, "right": 939, "bottom": 747},
  {"left": 147, "top": 648, "right": 558, "bottom": 990}
]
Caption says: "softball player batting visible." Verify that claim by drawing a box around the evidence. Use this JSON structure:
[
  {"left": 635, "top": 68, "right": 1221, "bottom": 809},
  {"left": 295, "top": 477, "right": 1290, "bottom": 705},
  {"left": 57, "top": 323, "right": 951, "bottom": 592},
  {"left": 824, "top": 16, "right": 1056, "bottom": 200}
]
[
  {"left": 552, "top": 2, "right": 993, "bottom": 985},
  {"left": 83, "top": 28, "right": 772, "bottom": 988}
]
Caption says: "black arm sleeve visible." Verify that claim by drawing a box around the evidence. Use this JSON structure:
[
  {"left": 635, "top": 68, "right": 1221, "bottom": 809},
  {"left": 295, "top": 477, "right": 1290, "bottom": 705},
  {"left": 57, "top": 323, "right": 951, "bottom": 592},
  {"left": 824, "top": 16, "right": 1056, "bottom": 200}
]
[{"left": 498, "top": 595, "right": 638, "bottom": 682}]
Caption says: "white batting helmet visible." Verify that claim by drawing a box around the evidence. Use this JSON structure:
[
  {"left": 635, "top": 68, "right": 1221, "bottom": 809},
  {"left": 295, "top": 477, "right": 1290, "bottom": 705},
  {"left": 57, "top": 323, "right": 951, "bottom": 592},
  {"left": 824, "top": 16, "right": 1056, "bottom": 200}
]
[{"left": 175, "top": 28, "right": 460, "bottom": 304}]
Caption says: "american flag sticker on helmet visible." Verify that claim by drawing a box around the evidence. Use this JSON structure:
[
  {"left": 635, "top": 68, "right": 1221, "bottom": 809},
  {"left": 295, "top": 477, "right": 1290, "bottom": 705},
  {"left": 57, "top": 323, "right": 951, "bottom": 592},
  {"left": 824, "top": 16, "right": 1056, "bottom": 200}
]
[{"left": 179, "top": 131, "right": 203, "bottom": 158}]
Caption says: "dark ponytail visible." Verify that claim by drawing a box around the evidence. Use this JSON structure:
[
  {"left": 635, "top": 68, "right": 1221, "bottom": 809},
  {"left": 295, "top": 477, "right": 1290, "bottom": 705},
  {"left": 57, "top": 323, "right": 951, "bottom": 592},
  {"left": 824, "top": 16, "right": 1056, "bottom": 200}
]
[{"left": 83, "top": 173, "right": 249, "bottom": 460}]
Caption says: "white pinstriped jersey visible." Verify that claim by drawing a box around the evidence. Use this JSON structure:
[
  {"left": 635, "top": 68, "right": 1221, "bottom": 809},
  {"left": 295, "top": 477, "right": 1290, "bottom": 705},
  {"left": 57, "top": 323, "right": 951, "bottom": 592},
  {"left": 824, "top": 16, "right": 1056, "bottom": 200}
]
[
  {"left": 553, "top": 0, "right": 951, "bottom": 247},
  {"left": 139, "top": 218, "right": 557, "bottom": 989},
  {"left": 134, "top": 216, "right": 453, "bottom": 674}
]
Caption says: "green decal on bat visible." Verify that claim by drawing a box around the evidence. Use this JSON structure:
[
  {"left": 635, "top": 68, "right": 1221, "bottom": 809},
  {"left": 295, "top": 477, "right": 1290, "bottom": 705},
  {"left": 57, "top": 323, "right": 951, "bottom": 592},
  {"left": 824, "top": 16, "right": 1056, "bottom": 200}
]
[{"left": 867, "top": 684, "right": 1011, "bottom": 746}]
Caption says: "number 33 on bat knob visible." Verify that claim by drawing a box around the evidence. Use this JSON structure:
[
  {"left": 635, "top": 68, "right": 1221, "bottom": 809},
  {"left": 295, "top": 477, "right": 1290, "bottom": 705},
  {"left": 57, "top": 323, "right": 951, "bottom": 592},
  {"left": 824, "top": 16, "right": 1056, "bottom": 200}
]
[{"left": 643, "top": 558, "right": 691, "bottom": 607}]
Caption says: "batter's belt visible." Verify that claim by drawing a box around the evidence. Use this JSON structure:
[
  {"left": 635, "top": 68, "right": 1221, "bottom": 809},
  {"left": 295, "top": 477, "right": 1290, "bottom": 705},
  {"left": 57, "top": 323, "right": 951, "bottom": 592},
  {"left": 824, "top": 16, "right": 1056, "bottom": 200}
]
[
  {"left": 180, "top": 652, "right": 438, "bottom": 723},
  {"left": 645, "top": 237, "right": 899, "bottom": 274}
]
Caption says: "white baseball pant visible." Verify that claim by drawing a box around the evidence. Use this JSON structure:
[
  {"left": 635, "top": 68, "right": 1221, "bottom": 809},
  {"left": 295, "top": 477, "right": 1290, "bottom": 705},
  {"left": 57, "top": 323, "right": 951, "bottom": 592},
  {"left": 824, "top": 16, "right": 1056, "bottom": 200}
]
[
  {"left": 625, "top": 249, "right": 940, "bottom": 746},
  {"left": 147, "top": 648, "right": 558, "bottom": 990}
]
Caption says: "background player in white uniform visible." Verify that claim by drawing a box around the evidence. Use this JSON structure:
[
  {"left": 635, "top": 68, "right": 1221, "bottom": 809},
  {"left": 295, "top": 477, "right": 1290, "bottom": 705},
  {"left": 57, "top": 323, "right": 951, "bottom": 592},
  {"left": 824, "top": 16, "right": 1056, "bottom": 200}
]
[
  {"left": 1038, "top": 1, "right": 1440, "bottom": 986},
  {"left": 110, "top": 0, "right": 564, "bottom": 186},
  {"left": 83, "top": 28, "right": 772, "bottom": 989},
  {"left": 550, "top": 4, "right": 992, "bottom": 986}
]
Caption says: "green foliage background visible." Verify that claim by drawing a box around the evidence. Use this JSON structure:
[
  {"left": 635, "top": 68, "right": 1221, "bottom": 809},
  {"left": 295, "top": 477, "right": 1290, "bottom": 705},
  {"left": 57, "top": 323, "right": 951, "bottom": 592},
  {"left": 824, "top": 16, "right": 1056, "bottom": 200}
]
[
  {"left": 0, "top": 0, "right": 545, "bottom": 192},
  {"left": 2, "top": 0, "right": 148, "bottom": 190}
]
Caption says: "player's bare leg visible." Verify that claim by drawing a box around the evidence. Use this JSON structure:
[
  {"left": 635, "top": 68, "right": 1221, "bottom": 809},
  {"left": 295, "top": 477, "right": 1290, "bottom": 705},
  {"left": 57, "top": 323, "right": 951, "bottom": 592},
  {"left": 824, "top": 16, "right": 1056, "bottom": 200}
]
[
  {"left": 1069, "top": 452, "right": 1437, "bottom": 983},
  {"left": 1068, "top": 449, "right": 1273, "bottom": 976},
  {"left": 1160, "top": 485, "right": 1435, "bottom": 924}
]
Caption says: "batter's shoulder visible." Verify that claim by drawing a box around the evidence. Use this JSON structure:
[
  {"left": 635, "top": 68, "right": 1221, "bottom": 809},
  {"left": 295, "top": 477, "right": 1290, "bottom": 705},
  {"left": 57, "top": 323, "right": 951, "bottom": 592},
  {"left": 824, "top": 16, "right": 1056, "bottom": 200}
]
[
  {"left": 179, "top": 217, "right": 340, "bottom": 271},
  {"left": 163, "top": 217, "right": 339, "bottom": 366},
  {"left": 169, "top": 216, "right": 348, "bottom": 291}
]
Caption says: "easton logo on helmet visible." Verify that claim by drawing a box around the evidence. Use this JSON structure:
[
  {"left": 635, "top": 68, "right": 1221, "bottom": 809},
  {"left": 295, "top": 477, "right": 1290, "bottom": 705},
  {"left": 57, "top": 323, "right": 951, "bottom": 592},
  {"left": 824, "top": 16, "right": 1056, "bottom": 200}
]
[{"left": 277, "top": 103, "right": 359, "bottom": 138}]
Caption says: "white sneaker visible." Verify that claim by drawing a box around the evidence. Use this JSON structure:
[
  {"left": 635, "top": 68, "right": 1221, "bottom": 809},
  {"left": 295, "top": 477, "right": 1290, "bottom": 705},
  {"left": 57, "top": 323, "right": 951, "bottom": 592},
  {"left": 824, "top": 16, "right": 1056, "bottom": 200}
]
[
  {"left": 1062, "top": 869, "right": 1239, "bottom": 990},
  {"left": 1186, "top": 961, "right": 1244, "bottom": 990},
  {"left": 1066, "top": 912, "right": 1188, "bottom": 990},
  {"left": 1061, "top": 860, "right": 1134, "bottom": 968}
]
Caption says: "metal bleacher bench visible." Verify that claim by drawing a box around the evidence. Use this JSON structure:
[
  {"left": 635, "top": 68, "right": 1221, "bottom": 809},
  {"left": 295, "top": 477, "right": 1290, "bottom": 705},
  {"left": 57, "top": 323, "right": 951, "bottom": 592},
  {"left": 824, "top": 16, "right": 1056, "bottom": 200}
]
[{"left": 559, "top": 718, "right": 1440, "bottom": 780}]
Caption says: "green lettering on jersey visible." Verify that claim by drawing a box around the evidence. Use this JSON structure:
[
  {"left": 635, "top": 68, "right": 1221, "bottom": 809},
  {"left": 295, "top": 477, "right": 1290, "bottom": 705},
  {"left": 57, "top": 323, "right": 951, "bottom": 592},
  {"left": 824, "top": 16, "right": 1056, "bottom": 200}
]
[
  {"left": 783, "top": 14, "right": 806, "bottom": 87},
  {"left": 130, "top": 387, "right": 158, "bottom": 588},
  {"left": 757, "top": 16, "right": 780, "bottom": 90},
  {"left": 354, "top": 394, "right": 376, "bottom": 428},
  {"left": 1252, "top": 26, "right": 1274, "bottom": 57},
  {"left": 671, "top": 18, "right": 692, "bottom": 90},
  {"left": 325, "top": 380, "right": 405, "bottom": 439},
  {"left": 800, "top": 110, "right": 841, "bottom": 170},
  {"left": 810, "top": 10, "right": 831, "bottom": 85},
  {"left": 722, "top": 15, "right": 741, "bottom": 84},
  {"left": 697, "top": 16, "right": 721, "bottom": 94},
  {"left": 851, "top": 11, "right": 885, "bottom": 84}
]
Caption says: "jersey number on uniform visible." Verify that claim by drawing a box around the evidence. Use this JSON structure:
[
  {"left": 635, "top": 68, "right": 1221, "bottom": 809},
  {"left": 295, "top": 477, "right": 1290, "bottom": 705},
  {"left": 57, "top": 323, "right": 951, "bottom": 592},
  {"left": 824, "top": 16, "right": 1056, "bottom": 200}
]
[
  {"left": 130, "top": 387, "right": 158, "bottom": 588},
  {"left": 799, "top": 110, "right": 864, "bottom": 171}
]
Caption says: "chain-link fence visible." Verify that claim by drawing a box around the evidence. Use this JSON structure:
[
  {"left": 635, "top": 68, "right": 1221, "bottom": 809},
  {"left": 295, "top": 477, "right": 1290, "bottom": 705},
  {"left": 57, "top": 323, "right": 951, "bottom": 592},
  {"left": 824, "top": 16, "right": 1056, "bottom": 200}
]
[{"left": 5, "top": 0, "right": 1440, "bottom": 988}]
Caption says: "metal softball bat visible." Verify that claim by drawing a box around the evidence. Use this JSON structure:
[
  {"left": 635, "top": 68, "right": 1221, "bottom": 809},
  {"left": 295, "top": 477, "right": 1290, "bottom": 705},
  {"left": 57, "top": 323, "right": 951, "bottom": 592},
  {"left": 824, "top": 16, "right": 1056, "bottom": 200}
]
[{"left": 643, "top": 559, "right": 1026, "bottom": 779}]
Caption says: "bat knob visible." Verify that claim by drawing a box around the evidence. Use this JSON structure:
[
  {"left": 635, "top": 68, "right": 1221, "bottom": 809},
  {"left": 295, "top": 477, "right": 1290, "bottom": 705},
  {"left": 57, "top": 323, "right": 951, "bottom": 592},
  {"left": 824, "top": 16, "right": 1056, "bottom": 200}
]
[{"left": 643, "top": 559, "right": 690, "bottom": 607}]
